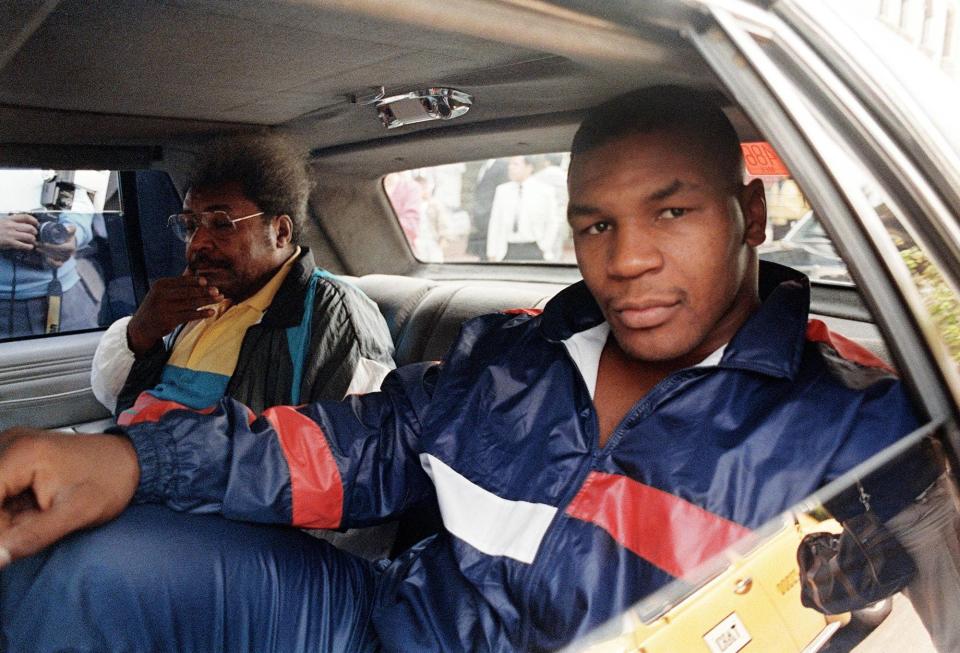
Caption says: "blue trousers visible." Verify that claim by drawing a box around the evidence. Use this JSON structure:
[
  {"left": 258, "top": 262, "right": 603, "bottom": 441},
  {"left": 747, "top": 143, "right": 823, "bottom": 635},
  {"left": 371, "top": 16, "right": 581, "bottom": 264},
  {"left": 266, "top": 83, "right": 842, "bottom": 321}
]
[{"left": 0, "top": 505, "right": 382, "bottom": 652}]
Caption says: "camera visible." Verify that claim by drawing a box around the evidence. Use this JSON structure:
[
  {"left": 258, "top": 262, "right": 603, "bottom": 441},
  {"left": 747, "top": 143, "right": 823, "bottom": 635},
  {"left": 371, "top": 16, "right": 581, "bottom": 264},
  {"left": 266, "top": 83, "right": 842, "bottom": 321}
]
[
  {"left": 35, "top": 212, "right": 71, "bottom": 245},
  {"left": 40, "top": 177, "right": 76, "bottom": 212},
  {"left": 2, "top": 212, "right": 71, "bottom": 270}
]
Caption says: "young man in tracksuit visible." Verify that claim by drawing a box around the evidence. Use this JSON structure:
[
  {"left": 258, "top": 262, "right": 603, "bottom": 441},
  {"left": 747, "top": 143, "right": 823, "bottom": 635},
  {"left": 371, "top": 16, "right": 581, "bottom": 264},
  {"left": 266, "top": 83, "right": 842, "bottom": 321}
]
[{"left": 0, "top": 86, "right": 950, "bottom": 652}]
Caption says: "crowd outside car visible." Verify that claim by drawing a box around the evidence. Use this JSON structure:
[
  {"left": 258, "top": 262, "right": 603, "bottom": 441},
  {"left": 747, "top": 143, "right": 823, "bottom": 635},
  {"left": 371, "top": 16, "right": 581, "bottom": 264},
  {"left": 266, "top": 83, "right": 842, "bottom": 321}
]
[
  {"left": 390, "top": 150, "right": 830, "bottom": 271},
  {"left": 385, "top": 168, "right": 473, "bottom": 262},
  {"left": 411, "top": 175, "right": 446, "bottom": 263},
  {"left": 386, "top": 154, "right": 573, "bottom": 263},
  {"left": 485, "top": 154, "right": 563, "bottom": 261},
  {"left": 531, "top": 153, "right": 571, "bottom": 259},
  {"left": 466, "top": 157, "right": 509, "bottom": 260},
  {"left": 388, "top": 151, "right": 814, "bottom": 270},
  {"left": 2, "top": 85, "right": 957, "bottom": 652}
]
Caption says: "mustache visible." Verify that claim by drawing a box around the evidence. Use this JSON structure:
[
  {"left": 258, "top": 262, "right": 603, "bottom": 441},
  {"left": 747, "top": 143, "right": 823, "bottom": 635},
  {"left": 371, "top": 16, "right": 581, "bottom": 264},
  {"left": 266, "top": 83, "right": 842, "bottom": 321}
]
[{"left": 188, "top": 253, "right": 232, "bottom": 271}]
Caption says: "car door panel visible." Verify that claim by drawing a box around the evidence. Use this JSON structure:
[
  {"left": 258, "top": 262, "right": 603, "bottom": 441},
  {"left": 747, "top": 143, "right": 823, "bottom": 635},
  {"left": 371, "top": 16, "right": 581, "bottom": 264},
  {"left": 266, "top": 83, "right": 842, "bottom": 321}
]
[{"left": 0, "top": 331, "right": 109, "bottom": 430}]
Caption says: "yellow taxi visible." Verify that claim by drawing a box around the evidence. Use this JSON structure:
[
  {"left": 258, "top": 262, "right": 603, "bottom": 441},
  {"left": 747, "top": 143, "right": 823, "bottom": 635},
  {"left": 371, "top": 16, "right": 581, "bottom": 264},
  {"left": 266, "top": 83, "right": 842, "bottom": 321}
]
[{"left": 573, "top": 514, "right": 850, "bottom": 653}]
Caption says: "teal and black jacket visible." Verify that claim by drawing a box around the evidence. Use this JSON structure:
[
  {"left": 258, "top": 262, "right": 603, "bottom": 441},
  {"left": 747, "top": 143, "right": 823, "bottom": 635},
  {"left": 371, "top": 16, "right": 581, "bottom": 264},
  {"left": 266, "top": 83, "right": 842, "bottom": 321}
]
[{"left": 116, "top": 248, "right": 395, "bottom": 415}]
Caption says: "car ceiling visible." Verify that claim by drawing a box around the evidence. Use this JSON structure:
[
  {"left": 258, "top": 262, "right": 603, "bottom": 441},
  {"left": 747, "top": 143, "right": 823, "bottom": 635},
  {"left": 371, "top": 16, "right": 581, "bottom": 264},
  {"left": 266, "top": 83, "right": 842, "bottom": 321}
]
[{"left": 0, "top": 0, "right": 742, "bottom": 173}]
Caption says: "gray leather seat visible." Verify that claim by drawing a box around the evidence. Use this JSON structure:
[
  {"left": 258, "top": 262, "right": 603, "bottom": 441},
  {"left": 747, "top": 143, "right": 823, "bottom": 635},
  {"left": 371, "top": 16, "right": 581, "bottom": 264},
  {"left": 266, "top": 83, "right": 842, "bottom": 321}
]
[
  {"left": 349, "top": 274, "right": 891, "bottom": 367},
  {"left": 350, "top": 275, "right": 561, "bottom": 366}
]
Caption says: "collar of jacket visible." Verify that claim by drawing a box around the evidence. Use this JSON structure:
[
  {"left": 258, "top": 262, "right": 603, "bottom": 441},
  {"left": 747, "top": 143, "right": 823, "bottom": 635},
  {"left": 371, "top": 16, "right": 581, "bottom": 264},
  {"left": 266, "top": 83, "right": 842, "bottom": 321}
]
[
  {"left": 258, "top": 247, "right": 318, "bottom": 328},
  {"left": 540, "top": 260, "right": 811, "bottom": 381}
]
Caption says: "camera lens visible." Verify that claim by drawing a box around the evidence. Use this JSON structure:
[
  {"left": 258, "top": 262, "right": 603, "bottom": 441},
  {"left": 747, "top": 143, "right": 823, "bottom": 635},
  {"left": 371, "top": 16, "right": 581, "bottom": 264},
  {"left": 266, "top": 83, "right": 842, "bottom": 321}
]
[{"left": 38, "top": 219, "right": 70, "bottom": 245}]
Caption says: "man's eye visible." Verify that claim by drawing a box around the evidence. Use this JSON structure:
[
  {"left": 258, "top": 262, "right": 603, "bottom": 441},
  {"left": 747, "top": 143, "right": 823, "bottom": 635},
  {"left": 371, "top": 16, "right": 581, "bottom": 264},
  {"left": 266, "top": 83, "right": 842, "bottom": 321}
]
[
  {"left": 657, "top": 208, "right": 687, "bottom": 220},
  {"left": 585, "top": 221, "right": 611, "bottom": 235}
]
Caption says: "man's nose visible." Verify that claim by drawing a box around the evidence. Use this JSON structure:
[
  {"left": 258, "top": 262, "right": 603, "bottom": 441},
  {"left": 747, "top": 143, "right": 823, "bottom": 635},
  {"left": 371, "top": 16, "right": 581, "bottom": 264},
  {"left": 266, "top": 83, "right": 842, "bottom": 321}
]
[
  {"left": 187, "top": 223, "right": 216, "bottom": 254},
  {"left": 607, "top": 227, "right": 663, "bottom": 279}
]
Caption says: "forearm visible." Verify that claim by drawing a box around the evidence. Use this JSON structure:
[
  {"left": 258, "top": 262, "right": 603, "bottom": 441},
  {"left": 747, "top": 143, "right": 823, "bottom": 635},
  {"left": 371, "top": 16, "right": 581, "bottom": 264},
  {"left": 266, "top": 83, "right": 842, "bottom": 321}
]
[
  {"left": 125, "top": 399, "right": 275, "bottom": 519},
  {"left": 306, "top": 374, "right": 436, "bottom": 529},
  {"left": 122, "top": 364, "right": 437, "bottom": 528}
]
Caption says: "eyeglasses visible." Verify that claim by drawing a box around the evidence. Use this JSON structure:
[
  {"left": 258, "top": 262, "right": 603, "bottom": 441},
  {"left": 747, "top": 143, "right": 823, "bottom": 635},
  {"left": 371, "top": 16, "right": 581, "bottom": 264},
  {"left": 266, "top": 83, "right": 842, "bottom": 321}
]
[{"left": 166, "top": 210, "right": 264, "bottom": 242}]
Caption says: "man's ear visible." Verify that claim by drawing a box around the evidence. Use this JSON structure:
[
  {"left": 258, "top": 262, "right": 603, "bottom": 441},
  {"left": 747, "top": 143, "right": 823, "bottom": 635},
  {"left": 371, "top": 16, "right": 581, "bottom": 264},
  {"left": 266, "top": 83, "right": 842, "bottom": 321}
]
[
  {"left": 274, "top": 214, "right": 293, "bottom": 248},
  {"left": 739, "top": 178, "right": 767, "bottom": 247}
]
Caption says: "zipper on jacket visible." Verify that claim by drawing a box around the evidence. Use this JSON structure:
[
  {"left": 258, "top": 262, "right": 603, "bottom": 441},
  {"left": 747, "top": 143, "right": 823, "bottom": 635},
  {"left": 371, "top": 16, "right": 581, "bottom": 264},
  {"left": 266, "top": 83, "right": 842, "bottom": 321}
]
[
  {"left": 598, "top": 368, "right": 704, "bottom": 455},
  {"left": 516, "top": 343, "right": 602, "bottom": 649},
  {"left": 517, "top": 347, "right": 711, "bottom": 648}
]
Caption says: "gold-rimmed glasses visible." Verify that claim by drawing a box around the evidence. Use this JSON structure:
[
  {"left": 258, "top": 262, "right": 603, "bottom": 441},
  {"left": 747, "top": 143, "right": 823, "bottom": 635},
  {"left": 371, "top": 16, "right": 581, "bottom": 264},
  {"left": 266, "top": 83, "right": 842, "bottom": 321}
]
[{"left": 166, "top": 210, "right": 264, "bottom": 242}]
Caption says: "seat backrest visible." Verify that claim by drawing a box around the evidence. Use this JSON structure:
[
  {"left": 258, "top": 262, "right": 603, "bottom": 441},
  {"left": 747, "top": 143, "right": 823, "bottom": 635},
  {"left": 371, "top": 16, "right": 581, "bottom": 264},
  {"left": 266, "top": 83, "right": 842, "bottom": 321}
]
[
  {"left": 349, "top": 275, "right": 561, "bottom": 366},
  {"left": 347, "top": 274, "right": 438, "bottom": 347},
  {"left": 349, "top": 273, "right": 891, "bottom": 368}
]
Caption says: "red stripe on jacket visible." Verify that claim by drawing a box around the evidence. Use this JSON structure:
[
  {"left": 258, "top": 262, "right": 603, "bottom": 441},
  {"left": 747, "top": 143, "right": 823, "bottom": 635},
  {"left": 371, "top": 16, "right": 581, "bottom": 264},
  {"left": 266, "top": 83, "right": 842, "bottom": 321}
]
[
  {"left": 502, "top": 308, "right": 543, "bottom": 316},
  {"left": 566, "top": 471, "right": 752, "bottom": 578},
  {"left": 806, "top": 319, "right": 894, "bottom": 373},
  {"left": 117, "top": 393, "right": 216, "bottom": 426},
  {"left": 264, "top": 406, "right": 344, "bottom": 529}
]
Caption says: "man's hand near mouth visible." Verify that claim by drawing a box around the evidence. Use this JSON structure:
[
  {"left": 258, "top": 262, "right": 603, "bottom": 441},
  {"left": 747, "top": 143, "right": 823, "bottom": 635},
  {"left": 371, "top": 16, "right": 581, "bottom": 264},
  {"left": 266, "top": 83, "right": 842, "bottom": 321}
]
[{"left": 126, "top": 272, "right": 225, "bottom": 357}]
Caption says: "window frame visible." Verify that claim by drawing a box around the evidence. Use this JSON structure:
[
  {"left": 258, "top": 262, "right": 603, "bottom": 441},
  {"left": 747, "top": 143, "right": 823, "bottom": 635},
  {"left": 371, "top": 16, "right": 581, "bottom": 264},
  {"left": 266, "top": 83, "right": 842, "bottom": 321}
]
[{"left": 688, "top": 0, "right": 959, "bottom": 432}]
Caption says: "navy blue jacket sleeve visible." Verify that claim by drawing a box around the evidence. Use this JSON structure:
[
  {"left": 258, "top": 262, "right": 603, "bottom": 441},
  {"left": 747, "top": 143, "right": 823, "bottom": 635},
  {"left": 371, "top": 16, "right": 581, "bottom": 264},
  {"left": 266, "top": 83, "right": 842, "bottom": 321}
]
[{"left": 123, "top": 362, "right": 439, "bottom": 529}]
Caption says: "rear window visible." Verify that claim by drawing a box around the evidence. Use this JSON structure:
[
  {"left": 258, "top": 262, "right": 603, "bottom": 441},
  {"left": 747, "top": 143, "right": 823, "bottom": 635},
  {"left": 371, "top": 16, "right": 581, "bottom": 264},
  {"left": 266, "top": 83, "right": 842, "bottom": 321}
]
[
  {"left": 384, "top": 154, "right": 574, "bottom": 264},
  {"left": 385, "top": 148, "right": 853, "bottom": 285}
]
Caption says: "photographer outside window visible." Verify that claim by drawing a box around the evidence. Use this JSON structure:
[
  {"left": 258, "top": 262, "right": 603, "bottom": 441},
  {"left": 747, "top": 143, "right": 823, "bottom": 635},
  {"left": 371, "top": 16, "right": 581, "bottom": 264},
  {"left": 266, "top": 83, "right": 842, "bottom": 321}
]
[{"left": 0, "top": 169, "right": 103, "bottom": 338}]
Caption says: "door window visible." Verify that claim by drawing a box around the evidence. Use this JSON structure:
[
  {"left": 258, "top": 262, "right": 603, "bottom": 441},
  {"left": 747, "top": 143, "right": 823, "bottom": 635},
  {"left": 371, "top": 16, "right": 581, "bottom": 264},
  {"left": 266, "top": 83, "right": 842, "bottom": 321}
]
[{"left": 0, "top": 168, "right": 184, "bottom": 342}]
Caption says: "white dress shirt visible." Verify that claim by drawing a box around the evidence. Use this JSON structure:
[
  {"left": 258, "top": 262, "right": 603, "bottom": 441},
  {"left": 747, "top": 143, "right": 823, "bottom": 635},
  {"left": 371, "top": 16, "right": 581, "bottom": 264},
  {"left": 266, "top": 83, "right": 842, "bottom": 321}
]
[{"left": 485, "top": 177, "right": 561, "bottom": 261}]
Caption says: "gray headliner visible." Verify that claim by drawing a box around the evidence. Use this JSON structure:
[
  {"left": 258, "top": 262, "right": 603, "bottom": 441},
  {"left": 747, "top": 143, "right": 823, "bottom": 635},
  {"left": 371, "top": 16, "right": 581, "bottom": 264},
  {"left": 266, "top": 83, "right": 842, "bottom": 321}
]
[
  {"left": 0, "top": 0, "right": 758, "bottom": 278},
  {"left": 0, "top": 1, "right": 883, "bottom": 395},
  {"left": 0, "top": 0, "right": 720, "bottom": 169}
]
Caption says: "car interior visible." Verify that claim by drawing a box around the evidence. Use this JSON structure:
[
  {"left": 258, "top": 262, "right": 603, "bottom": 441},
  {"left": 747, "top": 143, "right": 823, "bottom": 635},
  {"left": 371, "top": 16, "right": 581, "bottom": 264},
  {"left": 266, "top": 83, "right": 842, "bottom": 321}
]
[
  {"left": 1, "top": 1, "right": 958, "bottom": 650},
  {"left": 0, "top": 0, "right": 892, "bottom": 428}
]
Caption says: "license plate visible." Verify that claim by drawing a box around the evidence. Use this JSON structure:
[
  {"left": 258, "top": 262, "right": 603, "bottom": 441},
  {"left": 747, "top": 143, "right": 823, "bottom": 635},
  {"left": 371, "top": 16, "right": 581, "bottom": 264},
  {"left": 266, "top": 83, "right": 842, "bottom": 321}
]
[{"left": 703, "top": 612, "right": 751, "bottom": 653}]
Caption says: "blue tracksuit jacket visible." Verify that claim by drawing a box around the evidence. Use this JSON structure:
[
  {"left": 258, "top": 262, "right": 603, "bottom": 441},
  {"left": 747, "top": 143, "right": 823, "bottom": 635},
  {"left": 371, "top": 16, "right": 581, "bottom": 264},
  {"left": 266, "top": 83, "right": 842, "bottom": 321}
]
[{"left": 125, "top": 262, "right": 924, "bottom": 651}]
